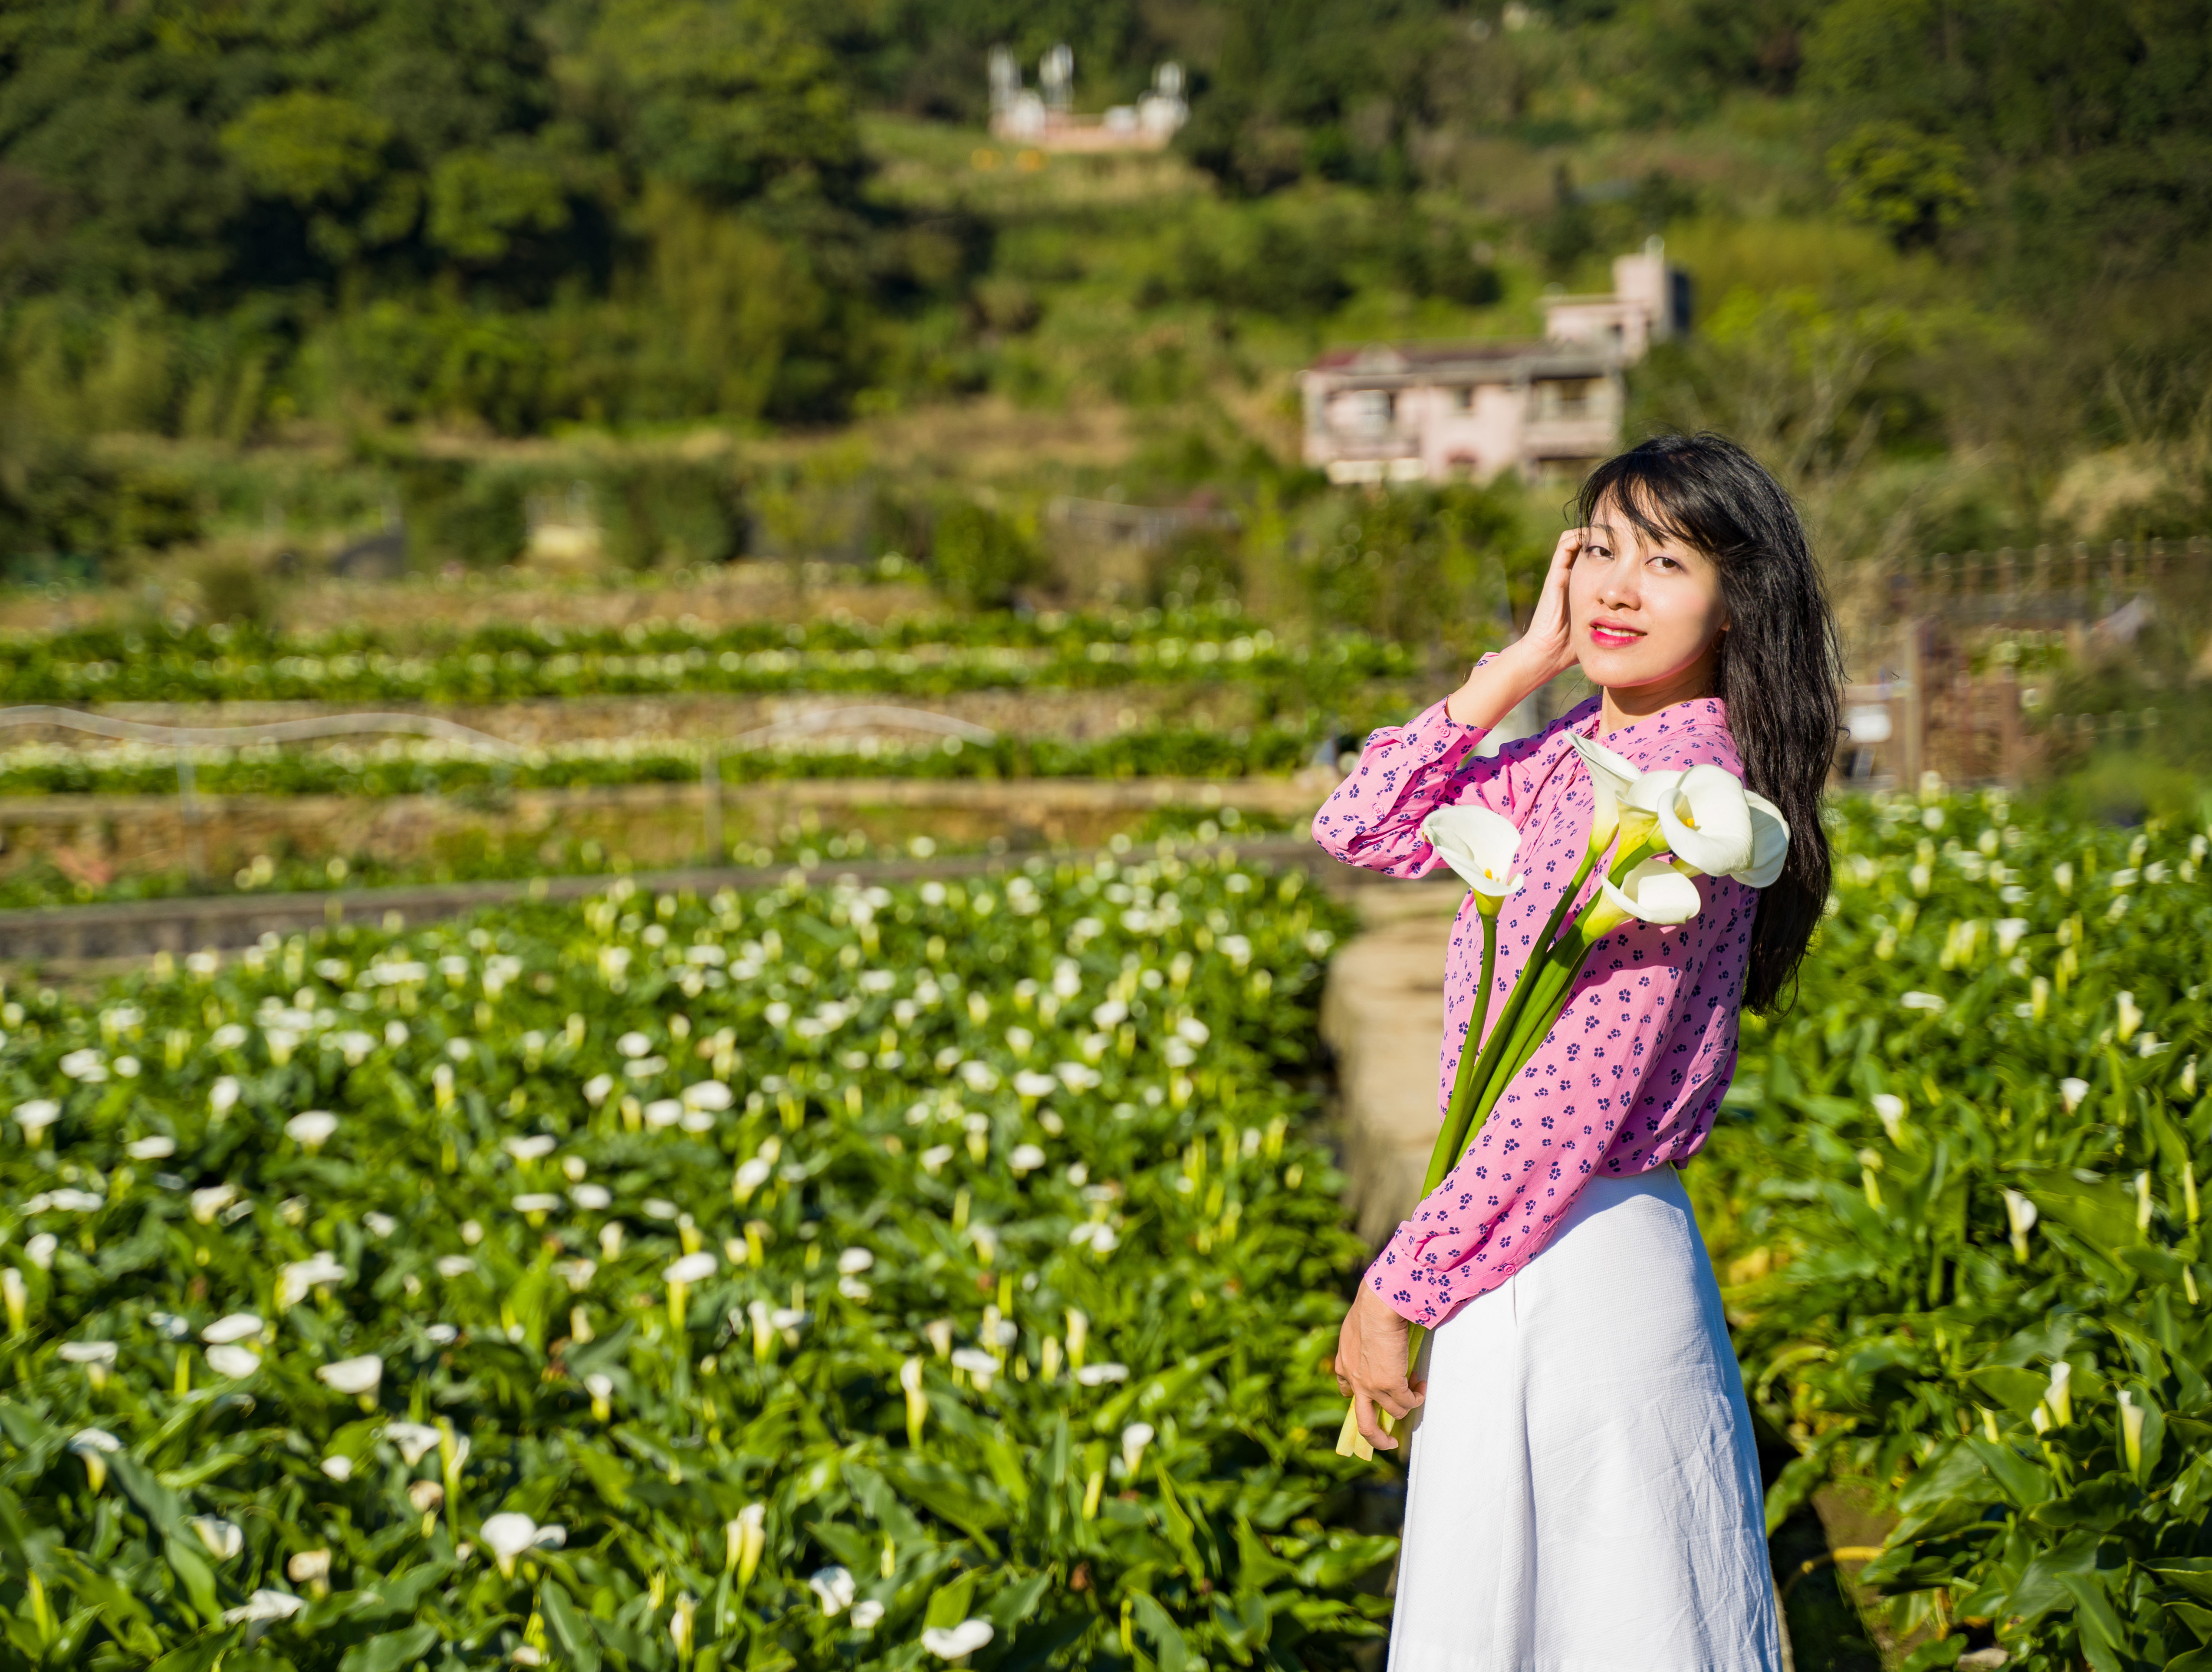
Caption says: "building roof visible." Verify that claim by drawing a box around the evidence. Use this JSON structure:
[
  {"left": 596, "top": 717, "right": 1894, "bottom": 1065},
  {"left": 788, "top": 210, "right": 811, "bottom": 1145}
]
[{"left": 1305, "top": 337, "right": 1616, "bottom": 380}]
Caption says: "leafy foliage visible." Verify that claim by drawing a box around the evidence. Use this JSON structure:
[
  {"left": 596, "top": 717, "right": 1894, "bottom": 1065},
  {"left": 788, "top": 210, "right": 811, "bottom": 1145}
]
[
  {"left": 0, "top": 856, "right": 1394, "bottom": 1668},
  {"left": 0, "top": 606, "right": 1415, "bottom": 706},
  {"left": 1700, "top": 788, "right": 2212, "bottom": 1666},
  {"left": 927, "top": 504, "right": 1040, "bottom": 611}
]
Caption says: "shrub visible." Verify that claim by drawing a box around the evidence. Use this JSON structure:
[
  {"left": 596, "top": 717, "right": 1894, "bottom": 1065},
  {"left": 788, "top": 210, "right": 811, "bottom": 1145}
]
[
  {"left": 929, "top": 501, "right": 1040, "bottom": 609},
  {"left": 193, "top": 553, "right": 278, "bottom": 628},
  {"left": 362, "top": 446, "right": 527, "bottom": 570},
  {"left": 596, "top": 457, "right": 744, "bottom": 570}
]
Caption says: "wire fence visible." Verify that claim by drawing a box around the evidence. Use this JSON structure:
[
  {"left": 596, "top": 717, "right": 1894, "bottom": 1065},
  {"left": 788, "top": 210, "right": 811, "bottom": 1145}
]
[{"left": 0, "top": 704, "right": 1001, "bottom": 879}]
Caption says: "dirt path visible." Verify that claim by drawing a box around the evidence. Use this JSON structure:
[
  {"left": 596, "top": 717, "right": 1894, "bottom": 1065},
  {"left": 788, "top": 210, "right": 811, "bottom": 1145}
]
[{"left": 1318, "top": 879, "right": 1463, "bottom": 1247}]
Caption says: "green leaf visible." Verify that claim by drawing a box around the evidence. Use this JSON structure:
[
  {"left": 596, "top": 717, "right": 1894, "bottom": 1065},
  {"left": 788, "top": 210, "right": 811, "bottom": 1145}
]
[
  {"left": 1233, "top": 1519, "right": 1295, "bottom": 1590},
  {"left": 339, "top": 1624, "right": 442, "bottom": 1672},
  {"left": 1899, "top": 1638, "right": 1964, "bottom": 1672},
  {"left": 987, "top": 1570, "right": 1051, "bottom": 1634},
  {"left": 924, "top": 1570, "right": 978, "bottom": 1631},
  {"left": 1895, "top": 1442, "right": 1994, "bottom": 1516},
  {"left": 2031, "top": 1477, "right": 2136, "bottom": 1533},
  {"left": 1964, "top": 1365, "right": 2049, "bottom": 1414},
  {"left": 1152, "top": 1462, "right": 1210, "bottom": 1578},
  {"left": 2166, "top": 1597, "right": 2212, "bottom": 1646},
  {"left": 2005, "top": 1531, "right": 2101, "bottom": 1620},
  {"left": 1965, "top": 1438, "right": 2053, "bottom": 1509},
  {"left": 541, "top": 1582, "right": 601, "bottom": 1672},
  {"left": 162, "top": 1534, "right": 220, "bottom": 1624},
  {"left": 2150, "top": 1562, "right": 2212, "bottom": 1606},
  {"left": 1128, "top": 1590, "right": 1190, "bottom": 1672},
  {"left": 148, "top": 1641, "right": 227, "bottom": 1672}
]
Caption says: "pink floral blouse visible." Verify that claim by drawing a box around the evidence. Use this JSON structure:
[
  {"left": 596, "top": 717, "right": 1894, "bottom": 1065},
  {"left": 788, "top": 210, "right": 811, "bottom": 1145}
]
[{"left": 1311, "top": 684, "right": 1756, "bottom": 1327}]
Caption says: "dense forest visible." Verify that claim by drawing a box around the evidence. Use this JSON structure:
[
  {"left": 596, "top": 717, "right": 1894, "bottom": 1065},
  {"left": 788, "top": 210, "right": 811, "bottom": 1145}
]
[{"left": 2, "top": 0, "right": 2211, "bottom": 571}]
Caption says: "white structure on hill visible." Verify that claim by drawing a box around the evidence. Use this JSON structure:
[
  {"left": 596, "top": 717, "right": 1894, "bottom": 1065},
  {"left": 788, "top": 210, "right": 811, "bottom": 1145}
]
[{"left": 989, "top": 45, "right": 1187, "bottom": 152}]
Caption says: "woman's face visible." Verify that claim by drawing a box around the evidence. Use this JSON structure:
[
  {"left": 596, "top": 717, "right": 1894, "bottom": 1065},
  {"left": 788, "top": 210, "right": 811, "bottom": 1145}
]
[{"left": 1568, "top": 494, "right": 1730, "bottom": 699}]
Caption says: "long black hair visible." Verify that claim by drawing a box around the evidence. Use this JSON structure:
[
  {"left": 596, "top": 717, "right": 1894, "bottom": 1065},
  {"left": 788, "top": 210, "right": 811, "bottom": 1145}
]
[{"left": 1576, "top": 432, "right": 1842, "bottom": 1013}]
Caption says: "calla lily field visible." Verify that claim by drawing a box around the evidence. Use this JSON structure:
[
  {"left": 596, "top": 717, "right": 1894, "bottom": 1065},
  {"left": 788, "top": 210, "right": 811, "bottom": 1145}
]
[
  {"left": 1702, "top": 787, "right": 2212, "bottom": 1671},
  {"left": 10, "top": 767, "right": 2212, "bottom": 1668},
  {"left": 0, "top": 850, "right": 1394, "bottom": 1670}
]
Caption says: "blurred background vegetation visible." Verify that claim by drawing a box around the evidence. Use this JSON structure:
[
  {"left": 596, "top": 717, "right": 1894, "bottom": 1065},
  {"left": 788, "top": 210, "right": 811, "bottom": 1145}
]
[{"left": 0, "top": 0, "right": 2209, "bottom": 799}]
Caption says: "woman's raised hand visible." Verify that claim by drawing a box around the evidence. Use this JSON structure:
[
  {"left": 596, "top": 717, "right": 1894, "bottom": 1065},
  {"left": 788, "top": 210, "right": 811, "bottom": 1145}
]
[
  {"left": 1444, "top": 527, "right": 1585, "bottom": 728},
  {"left": 1334, "top": 1284, "right": 1425, "bottom": 1451}
]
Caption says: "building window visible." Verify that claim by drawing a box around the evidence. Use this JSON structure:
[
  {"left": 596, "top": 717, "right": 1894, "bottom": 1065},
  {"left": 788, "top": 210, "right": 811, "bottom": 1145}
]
[
  {"left": 1534, "top": 379, "right": 1599, "bottom": 421},
  {"left": 1451, "top": 386, "right": 1475, "bottom": 411},
  {"left": 1339, "top": 388, "right": 1396, "bottom": 436}
]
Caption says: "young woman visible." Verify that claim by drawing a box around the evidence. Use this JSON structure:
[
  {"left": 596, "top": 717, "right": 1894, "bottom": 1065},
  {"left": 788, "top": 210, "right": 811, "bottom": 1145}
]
[{"left": 1313, "top": 433, "right": 1842, "bottom": 1671}]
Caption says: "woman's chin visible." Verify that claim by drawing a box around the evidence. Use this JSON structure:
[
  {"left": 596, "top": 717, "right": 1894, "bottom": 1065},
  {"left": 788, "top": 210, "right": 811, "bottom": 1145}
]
[
  {"left": 1575, "top": 645, "right": 1658, "bottom": 686},
  {"left": 1577, "top": 645, "right": 1708, "bottom": 700}
]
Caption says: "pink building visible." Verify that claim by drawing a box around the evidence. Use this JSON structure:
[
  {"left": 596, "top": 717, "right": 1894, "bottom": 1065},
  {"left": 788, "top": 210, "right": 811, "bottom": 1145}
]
[
  {"left": 1301, "top": 239, "right": 1689, "bottom": 486},
  {"left": 1540, "top": 240, "right": 1690, "bottom": 363}
]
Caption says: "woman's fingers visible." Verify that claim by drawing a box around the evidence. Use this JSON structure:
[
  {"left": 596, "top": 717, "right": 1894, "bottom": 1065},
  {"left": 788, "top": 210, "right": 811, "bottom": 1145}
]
[
  {"left": 1371, "top": 1374, "right": 1423, "bottom": 1421},
  {"left": 1352, "top": 1373, "right": 1423, "bottom": 1448},
  {"left": 1352, "top": 1388, "right": 1399, "bottom": 1451},
  {"left": 1544, "top": 527, "right": 1583, "bottom": 588}
]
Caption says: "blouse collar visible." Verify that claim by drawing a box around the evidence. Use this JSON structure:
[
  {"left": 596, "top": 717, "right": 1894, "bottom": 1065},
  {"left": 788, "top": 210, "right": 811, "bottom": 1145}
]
[{"left": 1563, "top": 692, "right": 1734, "bottom": 767}]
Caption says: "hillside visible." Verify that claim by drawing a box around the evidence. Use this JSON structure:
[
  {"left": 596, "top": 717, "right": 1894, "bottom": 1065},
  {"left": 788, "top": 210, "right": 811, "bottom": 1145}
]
[{"left": 1, "top": 0, "right": 2209, "bottom": 606}]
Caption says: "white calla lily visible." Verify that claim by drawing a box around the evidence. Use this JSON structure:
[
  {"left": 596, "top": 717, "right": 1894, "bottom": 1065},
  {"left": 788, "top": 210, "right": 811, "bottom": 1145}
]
[
  {"left": 205, "top": 1344, "right": 261, "bottom": 1379},
  {"left": 480, "top": 1511, "right": 542, "bottom": 1577},
  {"left": 809, "top": 1566, "right": 856, "bottom": 1614},
  {"left": 1595, "top": 857, "right": 1704, "bottom": 928},
  {"left": 316, "top": 1355, "right": 383, "bottom": 1397},
  {"left": 1568, "top": 733, "right": 1637, "bottom": 852},
  {"left": 1420, "top": 804, "right": 1525, "bottom": 902},
  {"left": 387, "top": 1422, "right": 443, "bottom": 1466},
  {"left": 1653, "top": 763, "right": 1757, "bottom": 880},
  {"left": 665, "top": 1253, "right": 717, "bottom": 1286},
  {"left": 68, "top": 1428, "right": 120, "bottom": 1492},
  {"left": 190, "top": 1515, "right": 244, "bottom": 1559},
  {"left": 223, "top": 1589, "right": 303, "bottom": 1624},
  {"left": 922, "top": 1620, "right": 995, "bottom": 1660},
  {"left": 278, "top": 1254, "right": 349, "bottom": 1309},
  {"left": 284, "top": 1111, "right": 339, "bottom": 1149},
  {"left": 1740, "top": 790, "right": 1790, "bottom": 889}
]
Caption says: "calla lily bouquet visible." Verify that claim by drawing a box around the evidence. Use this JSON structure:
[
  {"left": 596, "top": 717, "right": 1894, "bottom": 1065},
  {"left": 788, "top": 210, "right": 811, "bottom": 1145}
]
[{"left": 1339, "top": 734, "right": 1789, "bottom": 1459}]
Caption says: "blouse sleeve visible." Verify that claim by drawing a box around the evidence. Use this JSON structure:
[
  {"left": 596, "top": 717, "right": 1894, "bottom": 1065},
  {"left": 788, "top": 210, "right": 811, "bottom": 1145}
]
[
  {"left": 1310, "top": 680, "right": 1522, "bottom": 879},
  {"left": 1363, "top": 871, "right": 1755, "bottom": 1326}
]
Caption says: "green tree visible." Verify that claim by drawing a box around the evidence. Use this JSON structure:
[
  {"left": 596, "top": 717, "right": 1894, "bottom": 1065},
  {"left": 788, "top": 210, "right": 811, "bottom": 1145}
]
[
  {"left": 929, "top": 500, "right": 1039, "bottom": 608},
  {"left": 1827, "top": 121, "right": 1978, "bottom": 248}
]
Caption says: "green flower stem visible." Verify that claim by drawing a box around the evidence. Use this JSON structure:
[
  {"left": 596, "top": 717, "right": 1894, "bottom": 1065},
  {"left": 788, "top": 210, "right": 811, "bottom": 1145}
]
[{"left": 1417, "top": 903, "right": 1503, "bottom": 1199}]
